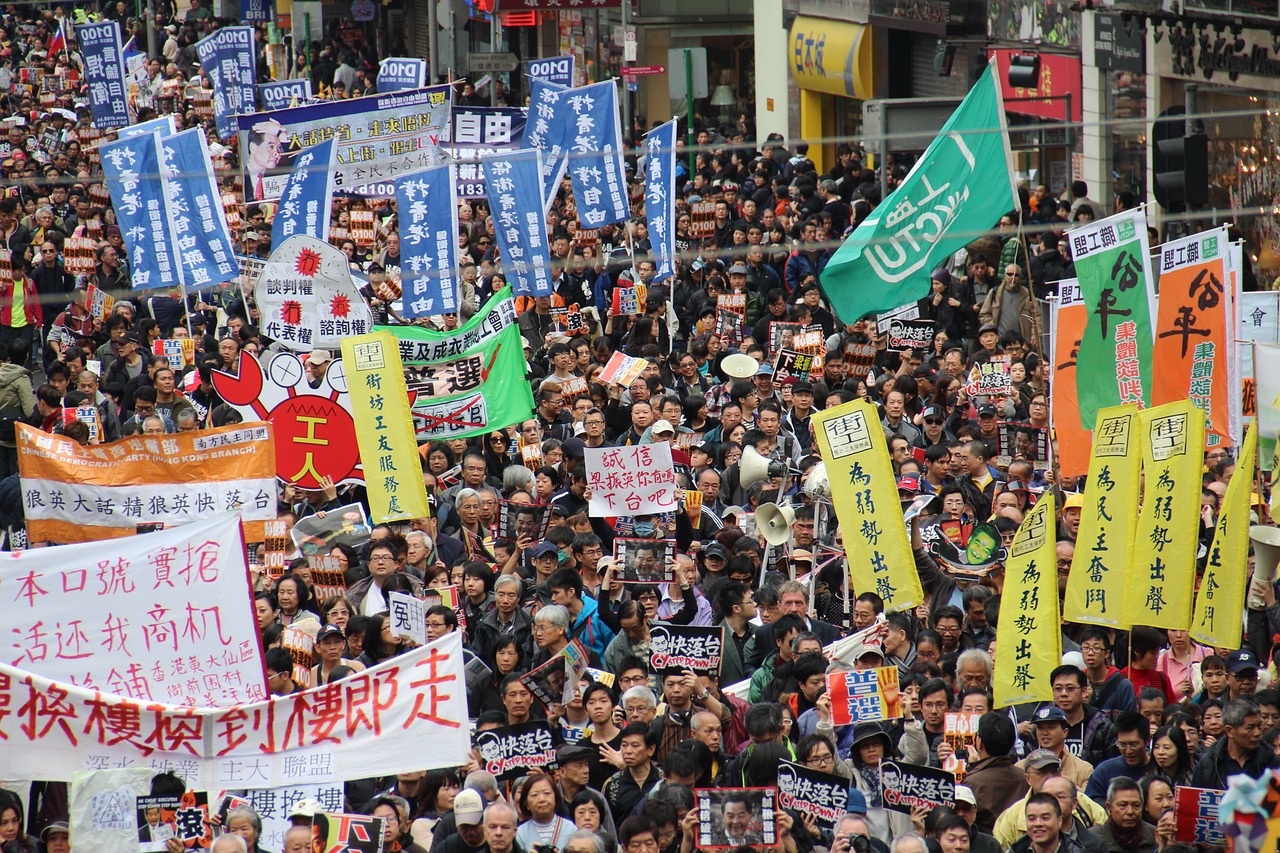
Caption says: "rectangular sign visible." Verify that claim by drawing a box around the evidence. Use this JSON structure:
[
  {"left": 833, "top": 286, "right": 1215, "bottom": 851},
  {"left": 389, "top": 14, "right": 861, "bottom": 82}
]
[
  {"left": 880, "top": 761, "right": 956, "bottom": 814},
  {"left": 259, "top": 79, "right": 311, "bottom": 111},
  {"left": 826, "top": 667, "right": 902, "bottom": 725},
  {"left": 473, "top": 721, "right": 557, "bottom": 780},
  {"left": 694, "top": 788, "right": 777, "bottom": 849},
  {"left": 195, "top": 27, "right": 256, "bottom": 140},
  {"left": 526, "top": 55, "right": 575, "bottom": 87},
  {"left": 448, "top": 107, "right": 525, "bottom": 199},
  {"left": 649, "top": 625, "right": 723, "bottom": 676},
  {"left": 584, "top": 443, "right": 678, "bottom": 516},
  {"left": 378, "top": 57, "right": 426, "bottom": 93},
  {"left": 1174, "top": 786, "right": 1225, "bottom": 845},
  {"left": 78, "top": 21, "right": 130, "bottom": 129},
  {"left": 776, "top": 762, "right": 847, "bottom": 830}
]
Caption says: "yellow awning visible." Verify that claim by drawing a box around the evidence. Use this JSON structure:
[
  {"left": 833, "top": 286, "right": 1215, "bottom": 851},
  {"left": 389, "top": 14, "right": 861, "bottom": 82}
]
[{"left": 789, "top": 16, "right": 874, "bottom": 101}]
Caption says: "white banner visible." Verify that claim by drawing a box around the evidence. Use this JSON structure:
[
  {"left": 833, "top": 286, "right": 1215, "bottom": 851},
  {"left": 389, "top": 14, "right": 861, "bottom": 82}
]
[
  {"left": 0, "top": 633, "right": 469, "bottom": 789},
  {"left": 584, "top": 443, "right": 678, "bottom": 517},
  {"left": 0, "top": 514, "right": 262, "bottom": 707}
]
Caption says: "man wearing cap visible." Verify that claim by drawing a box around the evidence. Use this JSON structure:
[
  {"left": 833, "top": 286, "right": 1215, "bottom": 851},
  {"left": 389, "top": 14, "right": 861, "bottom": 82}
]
[
  {"left": 1058, "top": 494, "right": 1084, "bottom": 542},
  {"left": 41, "top": 822, "right": 69, "bottom": 853},
  {"left": 435, "top": 790, "right": 488, "bottom": 853},
  {"left": 1019, "top": 706, "right": 1093, "bottom": 788},
  {"left": 311, "top": 623, "right": 365, "bottom": 685},
  {"left": 1225, "top": 648, "right": 1262, "bottom": 701},
  {"left": 302, "top": 349, "right": 331, "bottom": 389},
  {"left": 554, "top": 744, "right": 596, "bottom": 805},
  {"left": 1191, "top": 697, "right": 1278, "bottom": 788}
]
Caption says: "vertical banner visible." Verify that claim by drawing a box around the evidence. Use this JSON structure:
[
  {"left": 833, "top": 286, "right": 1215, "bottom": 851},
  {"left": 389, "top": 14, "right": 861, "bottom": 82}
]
[
  {"left": 1237, "top": 291, "right": 1279, "bottom": 437},
  {"left": 993, "top": 494, "right": 1060, "bottom": 707},
  {"left": 378, "top": 57, "right": 427, "bottom": 93},
  {"left": 1151, "top": 227, "right": 1233, "bottom": 447},
  {"left": 100, "top": 132, "right": 179, "bottom": 292},
  {"left": 644, "top": 118, "right": 678, "bottom": 284},
  {"left": 77, "top": 21, "right": 130, "bottom": 129},
  {"left": 1255, "top": 342, "right": 1280, "bottom": 471},
  {"left": 527, "top": 55, "right": 575, "bottom": 87},
  {"left": 1051, "top": 280, "right": 1090, "bottom": 477},
  {"left": 160, "top": 129, "right": 240, "bottom": 287},
  {"left": 271, "top": 137, "right": 336, "bottom": 247},
  {"left": 521, "top": 78, "right": 569, "bottom": 213},
  {"left": 483, "top": 150, "right": 554, "bottom": 297},
  {"left": 1063, "top": 405, "right": 1142, "bottom": 628},
  {"left": 1067, "top": 208, "right": 1157, "bottom": 425},
  {"left": 1125, "top": 401, "right": 1205, "bottom": 630},
  {"left": 341, "top": 331, "right": 430, "bottom": 523},
  {"left": 396, "top": 163, "right": 461, "bottom": 318},
  {"left": 811, "top": 399, "right": 923, "bottom": 612},
  {"left": 195, "top": 27, "right": 257, "bottom": 141},
  {"left": 1190, "top": 419, "right": 1256, "bottom": 648},
  {"left": 562, "top": 81, "right": 630, "bottom": 228},
  {"left": 259, "top": 78, "right": 312, "bottom": 110}
]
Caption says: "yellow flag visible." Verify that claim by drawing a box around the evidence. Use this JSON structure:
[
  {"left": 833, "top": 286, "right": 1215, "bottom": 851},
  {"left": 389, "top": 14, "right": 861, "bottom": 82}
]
[
  {"left": 811, "top": 398, "right": 922, "bottom": 612},
  {"left": 1190, "top": 419, "right": 1257, "bottom": 647},
  {"left": 993, "top": 493, "right": 1060, "bottom": 708},
  {"left": 341, "top": 331, "right": 430, "bottom": 524},
  {"left": 1125, "top": 400, "right": 1206, "bottom": 629},
  {"left": 1063, "top": 405, "right": 1142, "bottom": 628}
]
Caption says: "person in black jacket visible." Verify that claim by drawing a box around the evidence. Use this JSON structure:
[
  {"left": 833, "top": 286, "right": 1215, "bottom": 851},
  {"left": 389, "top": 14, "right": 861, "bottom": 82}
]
[
  {"left": 1029, "top": 232, "right": 1076, "bottom": 299},
  {"left": 1190, "top": 698, "right": 1279, "bottom": 788}
]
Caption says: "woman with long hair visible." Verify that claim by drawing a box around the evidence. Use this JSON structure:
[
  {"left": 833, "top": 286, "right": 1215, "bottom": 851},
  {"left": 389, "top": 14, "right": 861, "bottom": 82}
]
[
  {"left": 0, "top": 791, "right": 37, "bottom": 853},
  {"left": 356, "top": 613, "right": 406, "bottom": 667},
  {"left": 409, "top": 769, "right": 463, "bottom": 849},
  {"left": 1149, "top": 724, "right": 1194, "bottom": 787}
]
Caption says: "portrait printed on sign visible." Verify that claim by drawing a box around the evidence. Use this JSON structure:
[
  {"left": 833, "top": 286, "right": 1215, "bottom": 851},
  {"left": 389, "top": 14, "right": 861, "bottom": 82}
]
[
  {"left": 520, "top": 653, "right": 573, "bottom": 711},
  {"left": 137, "top": 793, "right": 211, "bottom": 852},
  {"left": 499, "top": 501, "right": 550, "bottom": 543},
  {"left": 695, "top": 788, "right": 777, "bottom": 849},
  {"left": 614, "top": 538, "right": 675, "bottom": 583}
]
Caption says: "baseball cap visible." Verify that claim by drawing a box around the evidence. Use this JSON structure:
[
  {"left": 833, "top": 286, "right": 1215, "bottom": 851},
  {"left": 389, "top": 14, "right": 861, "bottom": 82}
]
[
  {"left": 703, "top": 542, "right": 728, "bottom": 560},
  {"left": 532, "top": 541, "right": 559, "bottom": 559},
  {"left": 727, "top": 263, "right": 749, "bottom": 275},
  {"left": 124, "top": 330, "right": 143, "bottom": 345},
  {"left": 1062, "top": 493, "right": 1085, "bottom": 511},
  {"left": 792, "top": 380, "right": 813, "bottom": 395},
  {"left": 954, "top": 786, "right": 976, "bottom": 806},
  {"left": 896, "top": 475, "right": 921, "bottom": 494},
  {"left": 651, "top": 419, "right": 675, "bottom": 436},
  {"left": 756, "top": 363, "right": 774, "bottom": 376},
  {"left": 1033, "top": 706, "right": 1068, "bottom": 725},
  {"left": 1227, "top": 648, "right": 1260, "bottom": 674},
  {"left": 453, "top": 790, "right": 485, "bottom": 826},
  {"left": 243, "top": 229, "right": 260, "bottom": 241},
  {"left": 288, "top": 799, "right": 326, "bottom": 820},
  {"left": 921, "top": 404, "right": 946, "bottom": 421},
  {"left": 977, "top": 403, "right": 998, "bottom": 417},
  {"left": 561, "top": 437, "right": 586, "bottom": 460},
  {"left": 721, "top": 505, "right": 747, "bottom": 519},
  {"left": 556, "top": 744, "right": 594, "bottom": 765},
  {"left": 317, "top": 624, "right": 345, "bottom": 643},
  {"left": 41, "top": 823, "right": 69, "bottom": 842},
  {"left": 1025, "top": 748, "right": 1063, "bottom": 770},
  {"left": 305, "top": 349, "right": 332, "bottom": 365},
  {"left": 844, "top": 789, "right": 868, "bottom": 815}
]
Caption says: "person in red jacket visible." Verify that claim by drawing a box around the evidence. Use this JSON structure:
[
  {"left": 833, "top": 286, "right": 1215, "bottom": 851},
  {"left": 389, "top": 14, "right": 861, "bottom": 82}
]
[{"left": 1121, "top": 626, "right": 1180, "bottom": 705}]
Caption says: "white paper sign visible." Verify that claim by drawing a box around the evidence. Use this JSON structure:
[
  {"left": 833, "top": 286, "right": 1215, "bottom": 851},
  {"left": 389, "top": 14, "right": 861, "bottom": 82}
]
[
  {"left": 69, "top": 768, "right": 155, "bottom": 853},
  {"left": 388, "top": 591, "right": 426, "bottom": 646},
  {"left": 584, "top": 442, "right": 679, "bottom": 517},
  {"left": 253, "top": 235, "right": 375, "bottom": 353}
]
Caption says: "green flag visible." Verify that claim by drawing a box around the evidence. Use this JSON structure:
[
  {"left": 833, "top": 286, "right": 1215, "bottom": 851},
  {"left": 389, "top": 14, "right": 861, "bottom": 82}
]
[
  {"left": 821, "top": 63, "right": 1018, "bottom": 323},
  {"left": 1067, "top": 208, "right": 1156, "bottom": 426},
  {"left": 380, "top": 287, "right": 535, "bottom": 441}
]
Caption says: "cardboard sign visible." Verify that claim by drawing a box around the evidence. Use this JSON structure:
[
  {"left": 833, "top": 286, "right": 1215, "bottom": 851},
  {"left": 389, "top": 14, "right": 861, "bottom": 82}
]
[
  {"left": 825, "top": 667, "right": 902, "bottom": 726},
  {"left": 880, "top": 760, "right": 956, "bottom": 814},
  {"left": 773, "top": 350, "right": 816, "bottom": 385},
  {"left": 497, "top": 501, "right": 551, "bottom": 542},
  {"left": 650, "top": 624, "right": 724, "bottom": 676},
  {"left": 943, "top": 712, "right": 981, "bottom": 780},
  {"left": 611, "top": 284, "right": 646, "bottom": 316},
  {"left": 769, "top": 321, "right": 804, "bottom": 355},
  {"left": 254, "top": 235, "right": 375, "bottom": 352},
  {"left": 312, "top": 813, "right": 384, "bottom": 853},
  {"left": 584, "top": 443, "right": 678, "bottom": 516},
  {"left": 688, "top": 202, "right": 716, "bottom": 239},
  {"left": 136, "top": 793, "right": 211, "bottom": 852},
  {"left": 887, "top": 318, "right": 935, "bottom": 351},
  {"left": 997, "top": 422, "right": 1050, "bottom": 467},
  {"left": 473, "top": 721, "right": 558, "bottom": 781},
  {"left": 154, "top": 338, "right": 196, "bottom": 370},
  {"left": 388, "top": 591, "right": 426, "bottom": 646},
  {"left": 62, "top": 405, "right": 99, "bottom": 442},
  {"left": 843, "top": 341, "right": 877, "bottom": 378},
  {"left": 718, "top": 293, "right": 746, "bottom": 315},
  {"left": 307, "top": 554, "right": 348, "bottom": 600},
  {"left": 776, "top": 761, "right": 847, "bottom": 830},
  {"left": 969, "top": 358, "right": 1012, "bottom": 397},
  {"left": 694, "top": 788, "right": 777, "bottom": 849},
  {"left": 291, "top": 503, "right": 372, "bottom": 555},
  {"left": 613, "top": 538, "right": 676, "bottom": 583},
  {"left": 715, "top": 307, "right": 742, "bottom": 344}
]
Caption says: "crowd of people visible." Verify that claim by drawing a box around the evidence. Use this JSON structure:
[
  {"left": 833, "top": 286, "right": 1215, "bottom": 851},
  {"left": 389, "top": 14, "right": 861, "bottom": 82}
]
[{"left": 0, "top": 3, "right": 1271, "bottom": 853}]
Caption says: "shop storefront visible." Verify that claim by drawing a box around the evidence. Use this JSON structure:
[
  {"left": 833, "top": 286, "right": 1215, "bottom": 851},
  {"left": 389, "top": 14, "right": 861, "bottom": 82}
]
[
  {"left": 988, "top": 48, "right": 1084, "bottom": 194},
  {"left": 786, "top": 15, "right": 874, "bottom": 171}
]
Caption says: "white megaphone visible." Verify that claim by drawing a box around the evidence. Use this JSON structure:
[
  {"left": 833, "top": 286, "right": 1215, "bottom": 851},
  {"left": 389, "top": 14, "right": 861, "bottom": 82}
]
[
  {"left": 739, "top": 446, "right": 786, "bottom": 489},
  {"left": 757, "top": 502, "right": 797, "bottom": 546},
  {"left": 721, "top": 352, "right": 759, "bottom": 379},
  {"left": 1249, "top": 525, "right": 1280, "bottom": 609}
]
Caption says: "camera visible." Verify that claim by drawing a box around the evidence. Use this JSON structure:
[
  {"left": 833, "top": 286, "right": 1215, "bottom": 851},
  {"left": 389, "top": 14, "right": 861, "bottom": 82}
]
[{"left": 848, "top": 835, "right": 870, "bottom": 853}]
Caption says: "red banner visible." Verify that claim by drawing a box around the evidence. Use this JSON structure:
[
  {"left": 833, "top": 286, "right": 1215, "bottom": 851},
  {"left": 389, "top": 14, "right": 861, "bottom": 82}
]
[{"left": 987, "top": 50, "right": 1082, "bottom": 123}]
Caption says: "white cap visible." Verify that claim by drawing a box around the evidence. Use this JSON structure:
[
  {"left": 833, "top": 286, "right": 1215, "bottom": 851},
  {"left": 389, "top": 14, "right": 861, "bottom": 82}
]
[
  {"left": 1061, "top": 651, "right": 1086, "bottom": 671},
  {"left": 651, "top": 419, "right": 675, "bottom": 436},
  {"left": 954, "top": 785, "right": 976, "bottom": 806}
]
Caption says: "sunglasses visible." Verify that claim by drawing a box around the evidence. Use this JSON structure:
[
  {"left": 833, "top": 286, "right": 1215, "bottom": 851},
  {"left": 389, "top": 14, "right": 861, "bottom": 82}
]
[{"left": 924, "top": 418, "right": 943, "bottom": 425}]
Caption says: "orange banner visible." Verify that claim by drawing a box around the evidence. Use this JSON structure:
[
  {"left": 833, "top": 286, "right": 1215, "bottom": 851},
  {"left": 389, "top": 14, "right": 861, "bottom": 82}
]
[
  {"left": 1151, "top": 228, "right": 1233, "bottom": 448},
  {"left": 1052, "top": 281, "right": 1090, "bottom": 477}
]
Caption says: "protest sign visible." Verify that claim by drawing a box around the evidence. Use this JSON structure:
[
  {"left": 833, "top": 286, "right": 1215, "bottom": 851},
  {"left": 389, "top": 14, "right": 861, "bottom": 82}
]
[
  {"left": 876, "top": 303, "right": 920, "bottom": 333},
  {"left": 238, "top": 85, "right": 452, "bottom": 203},
  {"left": 271, "top": 138, "right": 336, "bottom": 249},
  {"left": 137, "top": 792, "right": 211, "bottom": 852},
  {"left": 312, "top": 813, "right": 384, "bottom": 853},
  {"left": 887, "top": 318, "right": 934, "bottom": 351},
  {"left": 775, "top": 761, "right": 847, "bottom": 830},
  {"left": 195, "top": 27, "right": 255, "bottom": 140},
  {"left": 382, "top": 286, "right": 519, "bottom": 362},
  {"left": 611, "top": 285, "right": 645, "bottom": 316},
  {"left": 78, "top": 21, "right": 130, "bottom": 129},
  {"left": 62, "top": 405, "right": 99, "bottom": 442},
  {"left": 448, "top": 107, "right": 525, "bottom": 198},
  {"left": 100, "top": 130, "right": 180, "bottom": 293},
  {"left": 291, "top": 503, "right": 372, "bottom": 555},
  {"left": 843, "top": 342, "right": 877, "bottom": 379},
  {"left": 254, "top": 236, "right": 374, "bottom": 352},
  {"left": 388, "top": 592, "right": 427, "bottom": 646},
  {"left": 688, "top": 202, "right": 716, "bottom": 239},
  {"left": 942, "top": 712, "right": 980, "bottom": 777},
  {"left": 378, "top": 57, "right": 426, "bottom": 93},
  {"left": 1175, "top": 786, "right": 1225, "bottom": 845},
  {"left": 649, "top": 625, "right": 723, "bottom": 676},
  {"left": 968, "top": 359, "right": 1011, "bottom": 397},
  {"left": 259, "top": 79, "right": 312, "bottom": 111},
  {"left": 281, "top": 625, "right": 315, "bottom": 689},
  {"left": 825, "top": 667, "right": 902, "bottom": 726},
  {"left": 473, "top": 721, "right": 558, "bottom": 781},
  {"left": 0, "top": 513, "right": 261, "bottom": 707},
  {"left": 154, "top": 338, "right": 196, "bottom": 371},
  {"left": 613, "top": 538, "right": 676, "bottom": 583},
  {"left": 520, "top": 653, "right": 573, "bottom": 711},
  {"left": 880, "top": 761, "right": 955, "bottom": 814},
  {"left": 483, "top": 150, "right": 555, "bottom": 297},
  {"left": 527, "top": 55, "right": 575, "bottom": 87},
  {"left": 768, "top": 322, "right": 803, "bottom": 355},
  {"left": 715, "top": 307, "right": 742, "bottom": 345},
  {"left": 17, "top": 423, "right": 276, "bottom": 545},
  {"left": 772, "top": 350, "right": 815, "bottom": 385},
  {"left": 237, "top": 786, "right": 344, "bottom": 853},
  {"left": 695, "top": 788, "right": 777, "bottom": 849},
  {"left": 718, "top": 293, "right": 747, "bottom": 315},
  {"left": 1051, "top": 280, "right": 1090, "bottom": 476},
  {"left": 994, "top": 494, "right": 1060, "bottom": 707},
  {"left": 68, "top": 768, "right": 154, "bottom": 853},
  {"left": 497, "top": 501, "right": 550, "bottom": 542},
  {"left": 158, "top": 128, "right": 240, "bottom": 289},
  {"left": 308, "top": 555, "right": 348, "bottom": 601},
  {"left": 996, "top": 422, "right": 1049, "bottom": 467},
  {"left": 0, "top": 632, "right": 468, "bottom": 788},
  {"left": 395, "top": 163, "right": 460, "bottom": 317},
  {"left": 598, "top": 351, "right": 648, "bottom": 387},
  {"left": 584, "top": 443, "right": 678, "bottom": 516}
]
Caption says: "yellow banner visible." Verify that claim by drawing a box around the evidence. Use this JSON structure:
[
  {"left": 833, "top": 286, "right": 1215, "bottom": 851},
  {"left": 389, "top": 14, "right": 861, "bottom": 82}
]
[
  {"left": 1125, "top": 401, "right": 1205, "bottom": 630},
  {"left": 811, "top": 398, "right": 922, "bottom": 612},
  {"left": 994, "top": 493, "right": 1060, "bottom": 708},
  {"left": 1190, "top": 419, "right": 1257, "bottom": 647},
  {"left": 1063, "top": 405, "right": 1143, "bottom": 628},
  {"left": 341, "top": 331, "right": 429, "bottom": 524}
]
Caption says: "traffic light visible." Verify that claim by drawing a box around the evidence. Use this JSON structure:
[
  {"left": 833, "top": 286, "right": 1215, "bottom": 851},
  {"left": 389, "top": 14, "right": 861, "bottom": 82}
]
[
  {"left": 1007, "top": 54, "right": 1040, "bottom": 88},
  {"left": 1152, "top": 107, "right": 1209, "bottom": 210}
]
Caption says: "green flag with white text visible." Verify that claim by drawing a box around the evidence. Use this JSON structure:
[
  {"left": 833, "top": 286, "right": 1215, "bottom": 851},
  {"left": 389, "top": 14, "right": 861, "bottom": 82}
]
[{"left": 820, "top": 63, "right": 1018, "bottom": 323}]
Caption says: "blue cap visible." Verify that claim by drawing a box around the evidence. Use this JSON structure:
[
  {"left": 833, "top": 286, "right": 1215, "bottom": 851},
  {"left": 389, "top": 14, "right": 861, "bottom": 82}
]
[
  {"left": 532, "top": 541, "right": 559, "bottom": 558},
  {"left": 1034, "top": 705, "right": 1068, "bottom": 725},
  {"left": 845, "top": 788, "right": 868, "bottom": 814}
]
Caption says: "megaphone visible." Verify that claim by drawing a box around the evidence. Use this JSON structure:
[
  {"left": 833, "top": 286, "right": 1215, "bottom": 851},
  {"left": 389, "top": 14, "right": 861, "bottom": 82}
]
[
  {"left": 757, "top": 502, "right": 797, "bottom": 546},
  {"left": 1249, "top": 525, "right": 1280, "bottom": 609},
  {"left": 740, "top": 446, "right": 786, "bottom": 489},
  {"left": 721, "top": 353, "right": 759, "bottom": 379},
  {"left": 803, "top": 462, "right": 831, "bottom": 501}
]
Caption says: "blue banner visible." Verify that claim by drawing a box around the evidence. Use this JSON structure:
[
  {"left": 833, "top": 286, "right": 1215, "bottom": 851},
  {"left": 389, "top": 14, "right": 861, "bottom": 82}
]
[
  {"left": 271, "top": 138, "right": 335, "bottom": 248},
  {"left": 160, "top": 129, "right": 240, "bottom": 288},
  {"left": 195, "top": 27, "right": 256, "bottom": 141},
  {"left": 77, "top": 21, "right": 130, "bottom": 130},
  {"left": 644, "top": 118, "right": 678, "bottom": 284},
  {"left": 526, "top": 56, "right": 574, "bottom": 88},
  {"left": 117, "top": 115, "right": 175, "bottom": 141},
  {"left": 259, "top": 78, "right": 311, "bottom": 111},
  {"left": 100, "top": 133, "right": 179, "bottom": 293},
  {"left": 450, "top": 106, "right": 525, "bottom": 199},
  {"left": 520, "top": 78, "right": 569, "bottom": 213},
  {"left": 484, "top": 150, "right": 554, "bottom": 298},
  {"left": 241, "top": 0, "right": 272, "bottom": 21},
  {"left": 396, "top": 164, "right": 461, "bottom": 318},
  {"left": 562, "top": 81, "right": 629, "bottom": 228},
  {"left": 378, "top": 57, "right": 426, "bottom": 93}
]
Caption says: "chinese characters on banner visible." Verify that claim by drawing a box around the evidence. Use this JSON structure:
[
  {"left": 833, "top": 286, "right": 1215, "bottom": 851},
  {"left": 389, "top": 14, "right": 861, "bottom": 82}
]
[
  {"left": 1062, "top": 405, "right": 1143, "bottom": 627},
  {"left": 1237, "top": 291, "right": 1278, "bottom": 452},
  {"left": 474, "top": 721, "right": 558, "bottom": 781},
  {"left": 16, "top": 422, "right": 277, "bottom": 544},
  {"left": 644, "top": 119, "right": 678, "bottom": 283},
  {"left": 1050, "top": 280, "right": 1090, "bottom": 477},
  {"left": 0, "top": 633, "right": 469, "bottom": 788},
  {"left": 1126, "top": 401, "right": 1205, "bottom": 630},
  {"left": 77, "top": 21, "right": 130, "bottom": 129},
  {"left": 271, "top": 138, "right": 336, "bottom": 249},
  {"left": 993, "top": 494, "right": 1060, "bottom": 707},
  {"left": 483, "top": 150, "right": 555, "bottom": 298},
  {"left": 879, "top": 761, "right": 956, "bottom": 814},
  {"left": 259, "top": 79, "right": 312, "bottom": 111},
  {"left": 383, "top": 286, "right": 518, "bottom": 361},
  {"left": 160, "top": 128, "right": 240, "bottom": 288},
  {"left": 1151, "top": 227, "right": 1233, "bottom": 447},
  {"left": 1175, "top": 787, "right": 1226, "bottom": 846},
  {"left": 564, "top": 82, "right": 636, "bottom": 227},
  {"left": 1191, "top": 420, "right": 1257, "bottom": 648},
  {"left": 377, "top": 57, "right": 426, "bottom": 93},
  {"left": 520, "top": 79, "right": 570, "bottom": 214},
  {"left": 811, "top": 399, "right": 923, "bottom": 612},
  {"left": 0, "top": 513, "right": 262, "bottom": 707},
  {"left": 195, "top": 27, "right": 256, "bottom": 141},
  {"left": 388, "top": 592, "right": 426, "bottom": 646},
  {"left": 776, "top": 761, "right": 847, "bottom": 830},
  {"left": 526, "top": 56, "right": 575, "bottom": 88},
  {"left": 1068, "top": 207, "right": 1156, "bottom": 424},
  {"left": 99, "top": 131, "right": 179, "bottom": 293},
  {"left": 584, "top": 443, "right": 678, "bottom": 516},
  {"left": 448, "top": 107, "right": 525, "bottom": 198},
  {"left": 253, "top": 236, "right": 374, "bottom": 351},
  {"left": 341, "top": 331, "right": 429, "bottom": 523},
  {"left": 239, "top": 786, "right": 344, "bottom": 853},
  {"left": 825, "top": 667, "right": 902, "bottom": 726},
  {"left": 395, "top": 163, "right": 461, "bottom": 318},
  {"left": 649, "top": 625, "right": 723, "bottom": 676}
]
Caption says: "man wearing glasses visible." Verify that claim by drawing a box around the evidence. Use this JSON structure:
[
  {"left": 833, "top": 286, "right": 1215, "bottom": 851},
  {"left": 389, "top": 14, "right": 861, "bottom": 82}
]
[
  {"left": 1082, "top": 712, "right": 1153, "bottom": 802},
  {"left": 346, "top": 540, "right": 423, "bottom": 616}
]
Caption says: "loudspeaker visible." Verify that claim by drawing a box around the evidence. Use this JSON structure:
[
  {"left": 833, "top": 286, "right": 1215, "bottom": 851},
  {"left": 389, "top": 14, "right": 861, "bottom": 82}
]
[
  {"left": 721, "top": 353, "right": 759, "bottom": 379},
  {"left": 1249, "top": 525, "right": 1280, "bottom": 608},
  {"left": 757, "top": 502, "right": 797, "bottom": 546},
  {"left": 740, "top": 446, "right": 785, "bottom": 489}
]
